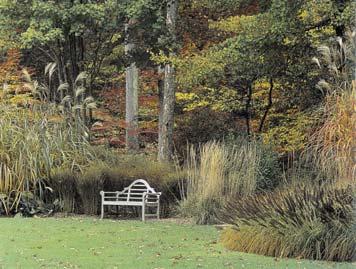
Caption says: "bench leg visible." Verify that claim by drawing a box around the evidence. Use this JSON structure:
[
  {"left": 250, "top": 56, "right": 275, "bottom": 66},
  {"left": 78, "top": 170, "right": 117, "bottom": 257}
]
[
  {"left": 101, "top": 203, "right": 104, "bottom": 219},
  {"left": 157, "top": 202, "right": 160, "bottom": 220},
  {"left": 142, "top": 203, "right": 145, "bottom": 222}
]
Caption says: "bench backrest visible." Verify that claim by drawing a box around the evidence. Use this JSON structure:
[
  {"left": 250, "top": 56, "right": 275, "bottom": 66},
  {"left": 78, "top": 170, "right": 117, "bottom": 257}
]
[{"left": 119, "top": 179, "right": 156, "bottom": 202}]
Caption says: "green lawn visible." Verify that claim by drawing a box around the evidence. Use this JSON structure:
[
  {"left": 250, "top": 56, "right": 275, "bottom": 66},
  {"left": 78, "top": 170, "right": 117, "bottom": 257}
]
[{"left": 0, "top": 217, "right": 354, "bottom": 269}]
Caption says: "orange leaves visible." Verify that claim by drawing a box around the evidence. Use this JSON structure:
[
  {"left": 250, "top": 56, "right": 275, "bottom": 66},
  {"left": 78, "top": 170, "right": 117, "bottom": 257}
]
[
  {"left": 0, "top": 49, "right": 38, "bottom": 107},
  {"left": 0, "top": 49, "right": 22, "bottom": 87}
]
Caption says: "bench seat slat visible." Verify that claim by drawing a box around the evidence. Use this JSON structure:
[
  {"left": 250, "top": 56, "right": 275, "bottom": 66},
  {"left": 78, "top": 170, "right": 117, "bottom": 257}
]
[
  {"left": 102, "top": 201, "right": 144, "bottom": 206},
  {"left": 103, "top": 197, "right": 128, "bottom": 199}
]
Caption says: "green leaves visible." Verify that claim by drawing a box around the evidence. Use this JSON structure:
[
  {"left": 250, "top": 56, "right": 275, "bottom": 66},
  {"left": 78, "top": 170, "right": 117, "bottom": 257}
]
[{"left": 0, "top": 0, "right": 125, "bottom": 48}]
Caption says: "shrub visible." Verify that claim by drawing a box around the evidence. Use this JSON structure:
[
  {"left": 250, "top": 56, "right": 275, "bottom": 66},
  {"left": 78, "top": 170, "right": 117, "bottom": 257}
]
[
  {"left": 77, "top": 163, "right": 106, "bottom": 215},
  {"left": 47, "top": 155, "right": 182, "bottom": 217},
  {"left": 101, "top": 155, "right": 181, "bottom": 217},
  {"left": 220, "top": 183, "right": 355, "bottom": 262},
  {"left": 174, "top": 108, "right": 232, "bottom": 156},
  {"left": 50, "top": 168, "right": 78, "bottom": 213}
]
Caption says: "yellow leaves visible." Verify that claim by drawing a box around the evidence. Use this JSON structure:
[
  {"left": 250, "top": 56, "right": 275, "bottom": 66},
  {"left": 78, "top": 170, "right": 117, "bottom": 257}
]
[
  {"left": 176, "top": 92, "right": 197, "bottom": 102},
  {"left": 176, "top": 91, "right": 209, "bottom": 112},
  {"left": 209, "top": 16, "right": 243, "bottom": 33},
  {"left": 262, "top": 111, "right": 315, "bottom": 153},
  {"left": 298, "top": 1, "right": 335, "bottom": 44},
  {"left": 176, "top": 87, "right": 239, "bottom": 112},
  {"left": 209, "top": 15, "right": 259, "bottom": 34},
  {"left": 298, "top": 1, "right": 329, "bottom": 25},
  {"left": 176, "top": 92, "right": 201, "bottom": 111},
  {"left": 253, "top": 80, "right": 273, "bottom": 99},
  {"left": 283, "top": 37, "right": 292, "bottom": 45},
  {"left": 8, "top": 93, "right": 39, "bottom": 107},
  {"left": 298, "top": 10, "right": 308, "bottom": 21},
  {"left": 150, "top": 51, "right": 173, "bottom": 66},
  {"left": 0, "top": 49, "right": 40, "bottom": 108},
  {"left": 175, "top": 46, "right": 230, "bottom": 89},
  {"left": 48, "top": 114, "right": 64, "bottom": 124}
]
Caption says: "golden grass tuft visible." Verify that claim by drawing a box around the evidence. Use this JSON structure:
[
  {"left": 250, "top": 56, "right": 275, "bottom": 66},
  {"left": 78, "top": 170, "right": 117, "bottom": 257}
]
[{"left": 180, "top": 140, "right": 265, "bottom": 224}]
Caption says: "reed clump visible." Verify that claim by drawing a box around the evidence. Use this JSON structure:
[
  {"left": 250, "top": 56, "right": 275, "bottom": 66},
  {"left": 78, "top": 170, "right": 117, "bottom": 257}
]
[{"left": 0, "top": 104, "right": 95, "bottom": 215}]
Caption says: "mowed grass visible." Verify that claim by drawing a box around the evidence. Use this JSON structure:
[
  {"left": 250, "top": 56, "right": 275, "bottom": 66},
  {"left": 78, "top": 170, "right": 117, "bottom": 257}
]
[{"left": 0, "top": 218, "right": 354, "bottom": 269}]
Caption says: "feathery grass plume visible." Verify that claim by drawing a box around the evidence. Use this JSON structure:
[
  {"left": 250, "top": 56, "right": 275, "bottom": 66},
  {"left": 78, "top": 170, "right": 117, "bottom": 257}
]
[
  {"left": 74, "top": 71, "right": 88, "bottom": 86},
  {"left": 44, "top": 62, "right": 57, "bottom": 80},
  {"left": 57, "top": 82, "right": 69, "bottom": 94}
]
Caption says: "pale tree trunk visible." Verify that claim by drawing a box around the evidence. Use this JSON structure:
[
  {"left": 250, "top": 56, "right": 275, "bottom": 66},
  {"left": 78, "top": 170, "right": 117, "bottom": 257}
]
[
  {"left": 352, "top": 80, "right": 356, "bottom": 262},
  {"left": 158, "top": 0, "right": 178, "bottom": 162},
  {"left": 158, "top": 65, "right": 164, "bottom": 148},
  {"left": 125, "top": 20, "right": 139, "bottom": 152}
]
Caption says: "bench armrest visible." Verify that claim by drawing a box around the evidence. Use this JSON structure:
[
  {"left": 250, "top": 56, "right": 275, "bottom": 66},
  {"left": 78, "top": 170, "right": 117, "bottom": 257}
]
[
  {"left": 143, "top": 192, "right": 161, "bottom": 202},
  {"left": 143, "top": 192, "right": 161, "bottom": 197},
  {"left": 100, "top": 191, "right": 121, "bottom": 201},
  {"left": 100, "top": 191, "right": 118, "bottom": 195}
]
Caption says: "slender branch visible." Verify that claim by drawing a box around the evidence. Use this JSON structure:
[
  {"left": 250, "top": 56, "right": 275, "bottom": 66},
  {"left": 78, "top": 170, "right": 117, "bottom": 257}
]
[
  {"left": 305, "top": 17, "right": 331, "bottom": 31},
  {"left": 37, "top": 46, "right": 56, "bottom": 62}
]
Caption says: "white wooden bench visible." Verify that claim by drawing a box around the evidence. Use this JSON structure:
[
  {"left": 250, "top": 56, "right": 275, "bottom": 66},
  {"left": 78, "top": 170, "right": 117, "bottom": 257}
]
[{"left": 99, "top": 179, "right": 161, "bottom": 221}]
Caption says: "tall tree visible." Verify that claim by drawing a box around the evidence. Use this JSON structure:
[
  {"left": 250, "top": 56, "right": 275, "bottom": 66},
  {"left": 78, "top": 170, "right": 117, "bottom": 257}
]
[
  {"left": 0, "top": 0, "right": 125, "bottom": 100},
  {"left": 158, "top": 0, "right": 179, "bottom": 162},
  {"left": 125, "top": 19, "right": 139, "bottom": 151}
]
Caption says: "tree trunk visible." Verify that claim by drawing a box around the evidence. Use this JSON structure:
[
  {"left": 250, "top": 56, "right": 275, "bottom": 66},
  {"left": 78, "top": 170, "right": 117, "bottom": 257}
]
[
  {"left": 245, "top": 83, "right": 253, "bottom": 136},
  {"left": 158, "top": 65, "right": 164, "bottom": 145},
  {"left": 69, "top": 33, "right": 79, "bottom": 87},
  {"left": 125, "top": 20, "right": 139, "bottom": 152},
  {"left": 334, "top": 0, "right": 346, "bottom": 38},
  {"left": 158, "top": 0, "right": 178, "bottom": 162},
  {"left": 258, "top": 78, "right": 273, "bottom": 132}
]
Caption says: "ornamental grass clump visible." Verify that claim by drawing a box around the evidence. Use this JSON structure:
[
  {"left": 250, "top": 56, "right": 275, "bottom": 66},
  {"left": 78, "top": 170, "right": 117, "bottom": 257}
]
[
  {"left": 220, "top": 183, "right": 355, "bottom": 262},
  {"left": 0, "top": 104, "right": 96, "bottom": 215},
  {"left": 306, "top": 32, "right": 356, "bottom": 184},
  {"left": 179, "top": 139, "right": 279, "bottom": 224}
]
